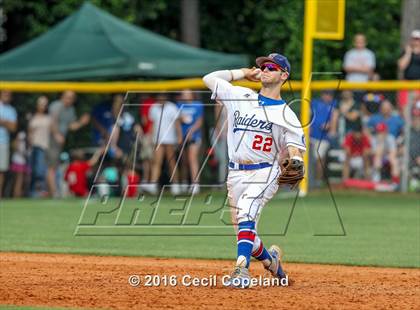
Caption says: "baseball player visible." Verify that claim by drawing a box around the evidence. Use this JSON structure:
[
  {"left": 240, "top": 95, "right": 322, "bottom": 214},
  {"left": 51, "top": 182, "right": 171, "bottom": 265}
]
[{"left": 203, "top": 53, "right": 306, "bottom": 288}]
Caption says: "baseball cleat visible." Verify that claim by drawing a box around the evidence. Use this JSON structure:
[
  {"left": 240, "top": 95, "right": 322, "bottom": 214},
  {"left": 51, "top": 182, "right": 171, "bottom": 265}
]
[
  {"left": 266, "top": 245, "right": 288, "bottom": 280},
  {"left": 224, "top": 266, "right": 251, "bottom": 289}
]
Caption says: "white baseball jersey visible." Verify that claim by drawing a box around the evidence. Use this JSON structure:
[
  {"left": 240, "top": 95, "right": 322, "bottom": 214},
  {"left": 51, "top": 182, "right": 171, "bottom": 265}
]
[{"left": 211, "top": 78, "right": 306, "bottom": 164}]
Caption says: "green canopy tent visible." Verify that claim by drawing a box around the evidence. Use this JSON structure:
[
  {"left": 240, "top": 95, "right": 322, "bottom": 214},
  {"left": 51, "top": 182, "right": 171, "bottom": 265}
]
[{"left": 0, "top": 2, "right": 248, "bottom": 81}]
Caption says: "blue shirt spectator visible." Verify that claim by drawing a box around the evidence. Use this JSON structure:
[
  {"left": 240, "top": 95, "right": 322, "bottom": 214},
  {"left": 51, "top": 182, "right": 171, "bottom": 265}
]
[
  {"left": 367, "top": 100, "right": 404, "bottom": 138},
  {"left": 177, "top": 100, "right": 204, "bottom": 142},
  {"left": 0, "top": 95, "right": 17, "bottom": 145},
  {"left": 0, "top": 90, "right": 17, "bottom": 197},
  {"left": 116, "top": 110, "right": 137, "bottom": 154},
  {"left": 310, "top": 91, "right": 337, "bottom": 140},
  {"left": 91, "top": 101, "right": 114, "bottom": 145}
]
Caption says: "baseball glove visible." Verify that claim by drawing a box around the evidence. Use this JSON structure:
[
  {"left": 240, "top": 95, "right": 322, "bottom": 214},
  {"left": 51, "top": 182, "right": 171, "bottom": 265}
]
[{"left": 277, "top": 158, "right": 304, "bottom": 189}]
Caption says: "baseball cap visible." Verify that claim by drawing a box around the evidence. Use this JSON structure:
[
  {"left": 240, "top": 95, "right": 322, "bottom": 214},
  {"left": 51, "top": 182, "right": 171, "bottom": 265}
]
[
  {"left": 256, "top": 53, "right": 291, "bottom": 74},
  {"left": 411, "top": 30, "right": 420, "bottom": 39},
  {"left": 376, "top": 122, "right": 388, "bottom": 133}
]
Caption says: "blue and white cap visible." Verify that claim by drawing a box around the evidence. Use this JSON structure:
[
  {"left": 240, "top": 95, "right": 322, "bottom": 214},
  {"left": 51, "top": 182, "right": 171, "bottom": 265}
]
[{"left": 256, "top": 53, "right": 291, "bottom": 74}]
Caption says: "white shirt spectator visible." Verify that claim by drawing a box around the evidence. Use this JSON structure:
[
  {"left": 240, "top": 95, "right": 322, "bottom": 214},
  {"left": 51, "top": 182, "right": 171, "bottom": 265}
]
[
  {"left": 149, "top": 102, "right": 179, "bottom": 145},
  {"left": 344, "top": 48, "right": 376, "bottom": 82},
  {"left": 29, "top": 114, "right": 51, "bottom": 150}
]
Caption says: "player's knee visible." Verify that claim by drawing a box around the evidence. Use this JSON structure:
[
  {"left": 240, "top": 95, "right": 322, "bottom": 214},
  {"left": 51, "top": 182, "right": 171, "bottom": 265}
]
[
  {"left": 237, "top": 213, "right": 257, "bottom": 223},
  {"left": 237, "top": 201, "right": 262, "bottom": 222}
]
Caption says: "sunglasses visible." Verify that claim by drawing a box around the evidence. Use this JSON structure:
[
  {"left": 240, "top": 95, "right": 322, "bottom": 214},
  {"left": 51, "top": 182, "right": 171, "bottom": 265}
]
[{"left": 260, "top": 63, "right": 283, "bottom": 72}]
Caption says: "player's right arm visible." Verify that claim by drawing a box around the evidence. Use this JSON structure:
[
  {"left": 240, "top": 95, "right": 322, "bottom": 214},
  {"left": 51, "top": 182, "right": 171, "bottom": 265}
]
[
  {"left": 202, "top": 68, "right": 261, "bottom": 100},
  {"left": 202, "top": 69, "right": 244, "bottom": 93}
]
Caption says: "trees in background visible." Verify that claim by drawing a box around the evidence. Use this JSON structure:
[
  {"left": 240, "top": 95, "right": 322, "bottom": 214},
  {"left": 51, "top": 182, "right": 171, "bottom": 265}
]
[
  {"left": 400, "top": 0, "right": 420, "bottom": 47},
  {"left": 1, "top": 0, "right": 404, "bottom": 79}
]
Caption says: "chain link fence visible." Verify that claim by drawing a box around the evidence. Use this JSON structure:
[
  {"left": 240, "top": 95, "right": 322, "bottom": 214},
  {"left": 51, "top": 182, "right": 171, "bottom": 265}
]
[{"left": 1, "top": 85, "right": 419, "bottom": 198}]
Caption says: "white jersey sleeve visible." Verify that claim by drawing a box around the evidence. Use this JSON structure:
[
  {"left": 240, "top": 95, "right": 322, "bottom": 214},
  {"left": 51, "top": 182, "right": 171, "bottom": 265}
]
[
  {"left": 203, "top": 70, "right": 249, "bottom": 107},
  {"left": 272, "top": 124, "right": 306, "bottom": 160},
  {"left": 211, "top": 78, "right": 235, "bottom": 102},
  {"left": 264, "top": 104, "right": 304, "bottom": 136},
  {"left": 284, "top": 128, "right": 306, "bottom": 151}
]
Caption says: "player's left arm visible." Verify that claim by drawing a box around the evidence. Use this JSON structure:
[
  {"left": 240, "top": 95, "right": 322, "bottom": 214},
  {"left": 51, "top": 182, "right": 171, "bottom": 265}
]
[
  {"left": 287, "top": 145, "right": 304, "bottom": 160},
  {"left": 284, "top": 128, "right": 306, "bottom": 161}
]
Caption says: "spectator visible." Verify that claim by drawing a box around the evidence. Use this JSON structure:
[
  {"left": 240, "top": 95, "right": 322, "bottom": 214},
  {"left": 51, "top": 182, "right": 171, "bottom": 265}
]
[
  {"left": 367, "top": 99, "right": 404, "bottom": 139},
  {"left": 342, "top": 122, "right": 371, "bottom": 180},
  {"left": 371, "top": 123, "right": 400, "bottom": 185},
  {"left": 47, "top": 91, "right": 90, "bottom": 197},
  {"left": 148, "top": 94, "right": 182, "bottom": 195},
  {"left": 99, "top": 157, "right": 121, "bottom": 197},
  {"left": 57, "top": 152, "right": 71, "bottom": 197},
  {"left": 398, "top": 29, "right": 420, "bottom": 80},
  {"left": 177, "top": 90, "right": 204, "bottom": 194},
  {"left": 65, "top": 148, "right": 103, "bottom": 197},
  {"left": 397, "top": 29, "right": 420, "bottom": 113},
  {"left": 309, "top": 90, "right": 337, "bottom": 183},
  {"left": 10, "top": 131, "right": 30, "bottom": 197},
  {"left": 343, "top": 33, "right": 376, "bottom": 82},
  {"left": 409, "top": 102, "right": 420, "bottom": 191},
  {"left": 28, "top": 95, "right": 51, "bottom": 196},
  {"left": 0, "top": 90, "right": 17, "bottom": 197},
  {"left": 361, "top": 73, "right": 385, "bottom": 118},
  {"left": 335, "top": 91, "right": 361, "bottom": 138},
  {"left": 139, "top": 95, "right": 155, "bottom": 183},
  {"left": 112, "top": 95, "right": 141, "bottom": 160},
  {"left": 91, "top": 94, "right": 120, "bottom": 146}
]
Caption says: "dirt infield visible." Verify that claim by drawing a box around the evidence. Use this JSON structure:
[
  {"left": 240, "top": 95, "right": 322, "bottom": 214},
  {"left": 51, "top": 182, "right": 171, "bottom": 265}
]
[{"left": 1, "top": 253, "right": 419, "bottom": 310}]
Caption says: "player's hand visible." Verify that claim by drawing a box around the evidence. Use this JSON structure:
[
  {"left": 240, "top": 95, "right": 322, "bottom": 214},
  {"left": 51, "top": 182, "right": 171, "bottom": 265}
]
[
  {"left": 404, "top": 44, "right": 412, "bottom": 55},
  {"left": 277, "top": 157, "right": 305, "bottom": 189},
  {"left": 242, "top": 67, "right": 261, "bottom": 82}
]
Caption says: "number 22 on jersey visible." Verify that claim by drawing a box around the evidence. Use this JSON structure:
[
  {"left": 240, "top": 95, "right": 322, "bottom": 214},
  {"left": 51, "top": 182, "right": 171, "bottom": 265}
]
[{"left": 252, "top": 134, "right": 272, "bottom": 152}]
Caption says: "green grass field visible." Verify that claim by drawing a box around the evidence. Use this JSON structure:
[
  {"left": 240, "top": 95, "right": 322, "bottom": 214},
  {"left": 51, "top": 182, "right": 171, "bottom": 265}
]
[{"left": 1, "top": 190, "right": 419, "bottom": 268}]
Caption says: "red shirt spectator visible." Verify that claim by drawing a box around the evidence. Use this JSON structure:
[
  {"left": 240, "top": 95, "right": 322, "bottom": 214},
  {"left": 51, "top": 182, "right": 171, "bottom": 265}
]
[
  {"left": 65, "top": 160, "right": 91, "bottom": 197},
  {"left": 139, "top": 97, "right": 155, "bottom": 134},
  {"left": 343, "top": 132, "right": 371, "bottom": 156},
  {"left": 64, "top": 148, "right": 103, "bottom": 197}
]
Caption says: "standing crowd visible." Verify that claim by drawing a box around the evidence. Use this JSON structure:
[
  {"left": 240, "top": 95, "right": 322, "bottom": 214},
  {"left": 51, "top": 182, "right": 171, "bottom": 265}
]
[
  {"left": 1, "top": 31, "right": 419, "bottom": 197},
  {"left": 309, "top": 31, "right": 420, "bottom": 190},
  {"left": 0, "top": 90, "right": 211, "bottom": 198}
]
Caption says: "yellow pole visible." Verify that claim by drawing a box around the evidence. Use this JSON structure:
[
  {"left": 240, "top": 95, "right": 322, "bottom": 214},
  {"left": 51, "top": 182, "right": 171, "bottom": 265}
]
[{"left": 299, "top": 0, "right": 316, "bottom": 195}]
